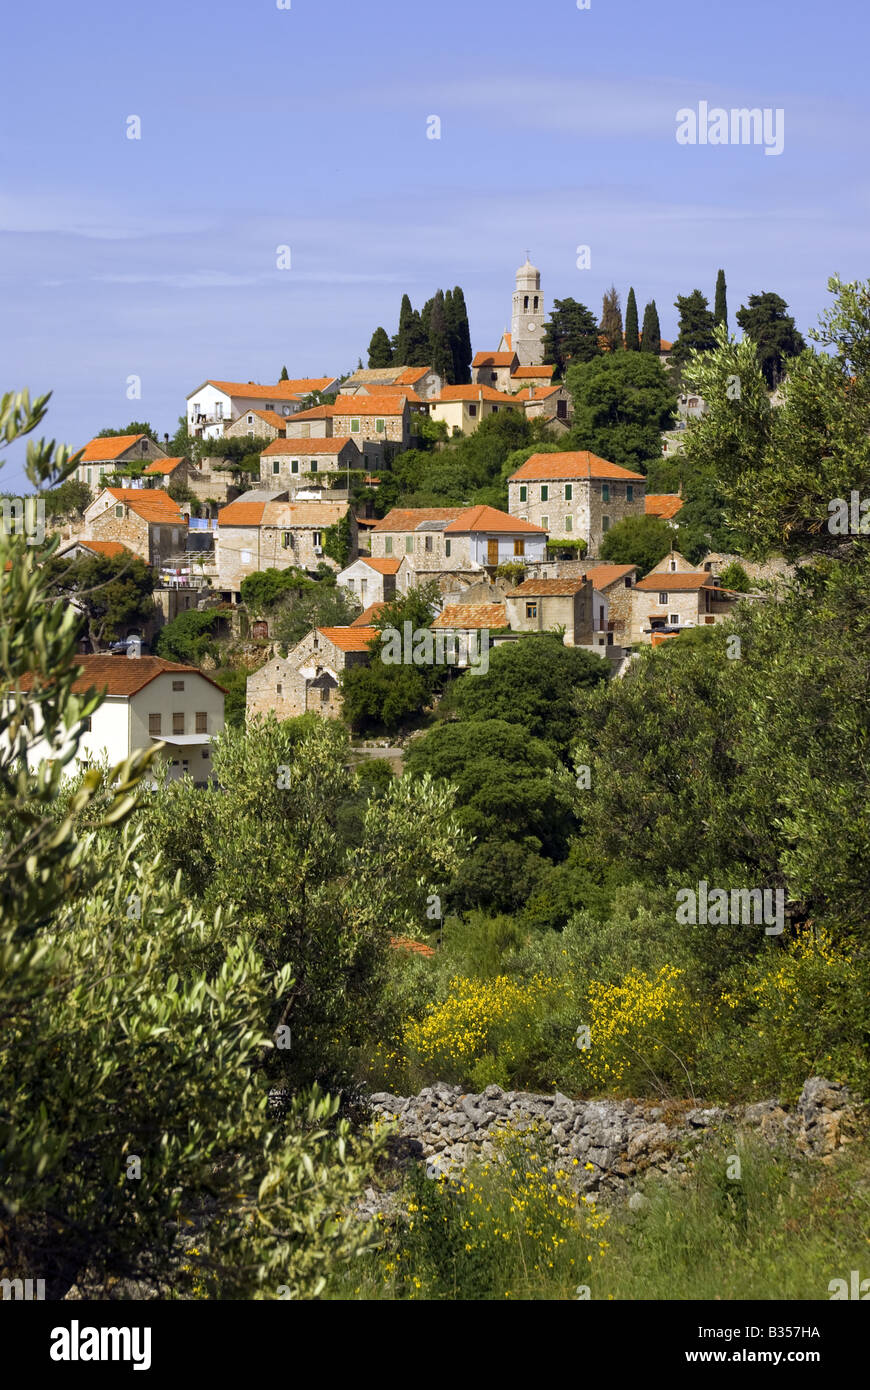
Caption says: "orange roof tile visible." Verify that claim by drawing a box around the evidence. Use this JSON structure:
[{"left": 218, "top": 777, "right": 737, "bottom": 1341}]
[
  {"left": 444, "top": 505, "right": 546, "bottom": 536},
  {"left": 15, "top": 655, "right": 223, "bottom": 698},
  {"left": 330, "top": 393, "right": 410, "bottom": 416},
  {"left": 434, "top": 385, "right": 522, "bottom": 405},
  {"left": 245, "top": 409, "right": 290, "bottom": 430},
  {"left": 583, "top": 564, "right": 638, "bottom": 589},
  {"left": 81, "top": 434, "right": 149, "bottom": 462},
  {"left": 217, "top": 499, "right": 267, "bottom": 526},
  {"left": 645, "top": 494, "right": 684, "bottom": 520},
  {"left": 352, "top": 603, "right": 388, "bottom": 626},
  {"left": 472, "top": 351, "right": 517, "bottom": 368},
  {"left": 261, "top": 437, "right": 354, "bottom": 456},
  {"left": 361, "top": 557, "right": 402, "bottom": 574},
  {"left": 431, "top": 603, "right": 507, "bottom": 629},
  {"left": 318, "top": 626, "right": 379, "bottom": 652},
  {"left": 143, "top": 457, "right": 185, "bottom": 475},
  {"left": 372, "top": 508, "right": 465, "bottom": 533},
  {"left": 390, "top": 936, "right": 436, "bottom": 957},
  {"left": 509, "top": 452, "right": 646, "bottom": 482},
  {"left": 511, "top": 365, "right": 555, "bottom": 380},
  {"left": 78, "top": 540, "right": 134, "bottom": 559},
  {"left": 103, "top": 488, "right": 183, "bottom": 524},
  {"left": 634, "top": 573, "right": 714, "bottom": 592},
  {"left": 201, "top": 378, "right": 332, "bottom": 400}
]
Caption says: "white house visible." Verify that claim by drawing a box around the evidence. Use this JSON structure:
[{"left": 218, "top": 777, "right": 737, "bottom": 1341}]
[
  {"left": 186, "top": 378, "right": 340, "bottom": 441},
  {"left": 12, "top": 655, "right": 225, "bottom": 786}
]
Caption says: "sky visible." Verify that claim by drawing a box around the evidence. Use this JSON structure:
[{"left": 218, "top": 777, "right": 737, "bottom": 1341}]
[{"left": 1, "top": 0, "right": 868, "bottom": 489}]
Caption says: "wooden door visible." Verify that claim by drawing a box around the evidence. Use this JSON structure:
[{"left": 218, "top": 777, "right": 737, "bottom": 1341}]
[{"left": 487, "top": 538, "right": 498, "bottom": 565}]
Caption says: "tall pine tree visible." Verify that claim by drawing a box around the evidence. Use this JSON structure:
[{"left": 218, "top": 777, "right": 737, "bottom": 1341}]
[
  {"left": 714, "top": 269, "right": 728, "bottom": 330},
  {"left": 427, "top": 289, "right": 454, "bottom": 384},
  {"left": 279, "top": 365, "right": 289, "bottom": 380},
  {"left": 640, "top": 300, "right": 662, "bottom": 354},
  {"left": 367, "top": 327, "right": 393, "bottom": 369},
  {"left": 446, "top": 285, "right": 472, "bottom": 383},
  {"left": 394, "top": 294, "right": 428, "bottom": 366},
  {"left": 624, "top": 288, "right": 640, "bottom": 350},
  {"left": 671, "top": 290, "right": 717, "bottom": 366},
  {"left": 600, "top": 285, "right": 623, "bottom": 353}
]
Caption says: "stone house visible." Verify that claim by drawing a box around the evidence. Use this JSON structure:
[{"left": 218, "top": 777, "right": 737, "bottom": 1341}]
[
  {"left": 336, "top": 555, "right": 402, "bottom": 607},
  {"left": 508, "top": 451, "right": 646, "bottom": 558},
  {"left": 84, "top": 488, "right": 186, "bottom": 567},
  {"left": 283, "top": 393, "right": 415, "bottom": 465},
  {"left": 629, "top": 564, "right": 742, "bottom": 645},
  {"left": 224, "top": 409, "right": 289, "bottom": 441},
  {"left": 472, "top": 350, "right": 519, "bottom": 392},
  {"left": 246, "top": 624, "right": 378, "bottom": 722},
  {"left": 340, "top": 365, "right": 442, "bottom": 401},
  {"left": 511, "top": 364, "right": 556, "bottom": 391},
  {"left": 503, "top": 577, "right": 594, "bottom": 646},
  {"left": 142, "top": 456, "right": 200, "bottom": 492},
  {"left": 583, "top": 564, "right": 639, "bottom": 643},
  {"left": 216, "top": 497, "right": 355, "bottom": 591},
  {"left": 516, "top": 384, "right": 571, "bottom": 430},
  {"left": 185, "top": 378, "right": 339, "bottom": 441},
  {"left": 75, "top": 433, "right": 167, "bottom": 492},
  {"left": 369, "top": 505, "right": 547, "bottom": 583},
  {"left": 427, "top": 385, "right": 523, "bottom": 436},
  {"left": 259, "top": 437, "right": 362, "bottom": 491}
]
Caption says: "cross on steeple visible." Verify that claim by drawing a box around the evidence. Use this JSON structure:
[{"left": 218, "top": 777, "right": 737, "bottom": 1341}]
[{"left": 523, "top": 248, "right": 531, "bottom": 262}]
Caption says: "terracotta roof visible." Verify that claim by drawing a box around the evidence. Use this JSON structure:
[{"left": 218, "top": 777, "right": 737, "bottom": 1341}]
[
  {"left": 330, "top": 394, "right": 409, "bottom": 416},
  {"left": 431, "top": 603, "right": 507, "bottom": 629},
  {"left": 372, "top": 508, "right": 465, "bottom": 533},
  {"left": 511, "top": 577, "right": 587, "bottom": 597},
  {"left": 509, "top": 452, "right": 646, "bottom": 482},
  {"left": 645, "top": 494, "right": 685, "bottom": 520},
  {"left": 103, "top": 488, "right": 183, "bottom": 523},
  {"left": 217, "top": 499, "right": 267, "bottom": 526},
  {"left": 444, "top": 505, "right": 546, "bottom": 536},
  {"left": 433, "top": 385, "right": 522, "bottom": 405},
  {"left": 362, "top": 557, "right": 402, "bottom": 574},
  {"left": 355, "top": 383, "right": 424, "bottom": 404},
  {"left": 472, "top": 351, "right": 517, "bottom": 368},
  {"left": 77, "top": 540, "right": 134, "bottom": 559},
  {"left": 516, "top": 386, "right": 562, "bottom": 401},
  {"left": 261, "top": 437, "right": 354, "bottom": 456},
  {"left": 284, "top": 405, "right": 333, "bottom": 421},
  {"left": 15, "top": 655, "right": 223, "bottom": 698},
  {"left": 390, "top": 936, "right": 436, "bottom": 957},
  {"left": 81, "top": 434, "right": 149, "bottom": 462},
  {"left": 502, "top": 333, "right": 512, "bottom": 350},
  {"left": 342, "top": 366, "right": 430, "bottom": 386},
  {"left": 261, "top": 502, "right": 348, "bottom": 528},
  {"left": 634, "top": 573, "right": 715, "bottom": 592},
  {"left": 245, "top": 409, "right": 290, "bottom": 430},
  {"left": 511, "top": 365, "right": 555, "bottom": 380},
  {"left": 394, "top": 367, "right": 430, "bottom": 385},
  {"left": 318, "top": 625, "right": 379, "bottom": 652},
  {"left": 583, "top": 564, "right": 638, "bottom": 589},
  {"left": 143, "top": 457, "right": 185, "bottom": 474},
  {"left": 196, "top": 378, "right": 333, "bottom": 400},
  {"left": 352, "top": 603, "right": 388, "bottom": 626}
]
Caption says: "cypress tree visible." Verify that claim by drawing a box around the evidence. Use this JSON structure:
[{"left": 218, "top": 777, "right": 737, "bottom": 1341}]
[
  {"left": 394, "top": 294, "right": 427, "bottom": 365},
  {"left": 641, "top": 300, "right": 662, "bottom": 354},
  {"left": 279, "top": 365, "right": 289, "bottom": 380},
  {"left": 714, "top": 269, "right": 728, "bottom": 330},
  {"left": 427, "top": 290, "right": 454, "bottom": 383},
  {"left": 599, "top": 285, "right": 623, "bottom": 352},
  {"left": 367, "top": 327, "right": 393, "bottom": 369},
  {"left": 624, "top": 288, "right": 640, "bottom": 350},
  {"left": 447, "top": 285, "right": 473, "bottom": 383}
]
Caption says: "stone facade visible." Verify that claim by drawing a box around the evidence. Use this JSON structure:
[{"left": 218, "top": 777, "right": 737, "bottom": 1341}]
[
  {"left": 508, "top": 453, "right": 646, "bottom": 559},
  {"left": 370, "top": 506, "right": 547, "bottom": 582},
  {"left": 75, "top": 434, "right": 166, "bottom": 491},
  {"left": 260, "top": 438, "right": 362, "bottom": 491},
  {"left": 216, "top": 499, "right": 355, "bottom": 591},
  {"left": 510, "top": 257, "right": 546, "bottom": 366},
  {"left": 84, "top": 490, "right": 186, "bottom": 567},
  {"left": 471, "top": 351, "right": 518, "bottom": 392},
  {"left": 246, "top": 626, "right": 377, "bottom": 722},
  {"left": 336, "top": 556, "right": 400, "bottom": 607},
  {"left": 504, "top": 578, "right": 593, "bottom": 646}
]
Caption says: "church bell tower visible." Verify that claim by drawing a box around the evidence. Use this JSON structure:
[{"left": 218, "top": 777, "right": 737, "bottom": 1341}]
[{"left": 511, "top": 255, "right": 546, "bottom": 366}]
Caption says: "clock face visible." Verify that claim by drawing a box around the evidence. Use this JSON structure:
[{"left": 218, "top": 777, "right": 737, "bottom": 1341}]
[{"left": 527, "top": 321, "right": 538, "bottom": 333}]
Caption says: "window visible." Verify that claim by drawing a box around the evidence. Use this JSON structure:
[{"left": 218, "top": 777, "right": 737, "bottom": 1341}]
[
  {"left": 291, "top": 460, "right": 299, "bottom": 474},
  {"left": 310, "top": 460, "right": 318, "bottom": 473},
  {"left": 513, "top": 538, "right": 525, "bottom": 556},
  {"left": 524, "top": 295, "right": 529, "bottom": 309},
  {"left": 659, "top": 592, "right": 668, "bottom": 605},
  {"left": 669, "top": 559, "right": 677, "bottom": 572},
  {"left": 519, "top": 485, "right": 527, "bottom": 503},
  {"left": 195, "top": 711, "right": 207, "bottom": 733},
  {"left": 565, "top": 515, "right": 573, "bottom": 531},
  {"left": 149, "top": 713, "right": 161, "bottom": 735},
  {"left": 445, "top": 538, "right": 451, "bottom": 558},
  {"left": 564, "top": 483, "right": 573, "bottom": 501},
  {"left": 533, "top": 296, "right": 539, "bottom": 310},
  {"left": 669, "top": 614, "right": 680, "bottom": 626},
  {"left": 526, "top": 602, "right": 538, "bottom": 619},
  {"left": 492, "top": 406, "right": 499, "bottom": 413},
  {"left": 312, "top": 531, "right": 321, "bottom": 547},
  {"left": 351, "top": 418, "right": 360, "bottom": 433},
  {"left": 626, "top": 485, "right": 633, "bottom": 501},
  {"left": 602, "top": 484, "right": 610, "bottom": 502},
  {"left": 277, "top": 683, "right": 282, "bottom": 696},
  {"left": 425, "top": 535, "right": 433, "bottom": 552},
  {"left": 321, "top": 686, "right": 331, "bottom": 703},
  {"left": 173, "top": 713, "right": 185, "bottom": 735},
  {"left": 247, "top": 415, "right": 253, "bottom": 425},
  {"left": 282, "top": 531, "right": 292, "bottom": 549},
  {"left": 248, "top": 430, "right": 254, "bottom": 438},
  {"left": 624, "top": 576, "right": 633, "bottom": 588},
  {"left": 405, "top": 536, "right": 413, "bottom": 554},
  {"left": 241, "top": 549, "right": 252, "bottom": 564},
  {"left": 172, "top": 680, "right": 185, "bottom": 691},
  {"left": 264, "top": 403, "right": 274, "bottom": 412},
  {"left": 272, "top": 460, "right": 280, "bottom": 474},
  {"left": 491, "top": 372, "right": 497, "bottom": 383},
  {"left": 541, "top": 485, "right": 549, "bottom": 502},
  {"left": 115, "top": 504, "right": 124, "bottom": 519},
  {"left": 376, "top": 418, "right": 385, "bottom": 433},
  {"left": 214, "top": 403, "right": 223, "bottom": 419},
  {"left": 468, "top": 404, "right": 477, "bottom": 417},
  {"left": 602, "top": 516, "right": 610, "bottom": 532},
  {"left": 202, "top": 750, "right": 209, "bottom": 759},
  {"left": 385, "top": 536, "right": 393, "bottom": 555},
  {"left": 81, "top": 716, "right": 92, "bottom": 732},
  {"left": 557, "top": 399, "right": 567, "bottom": 420}
]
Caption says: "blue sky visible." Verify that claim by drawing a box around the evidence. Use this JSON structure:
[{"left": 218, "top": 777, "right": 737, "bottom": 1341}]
[{"left": 1, "top": 0, "right": 867, "bottom": 489}]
